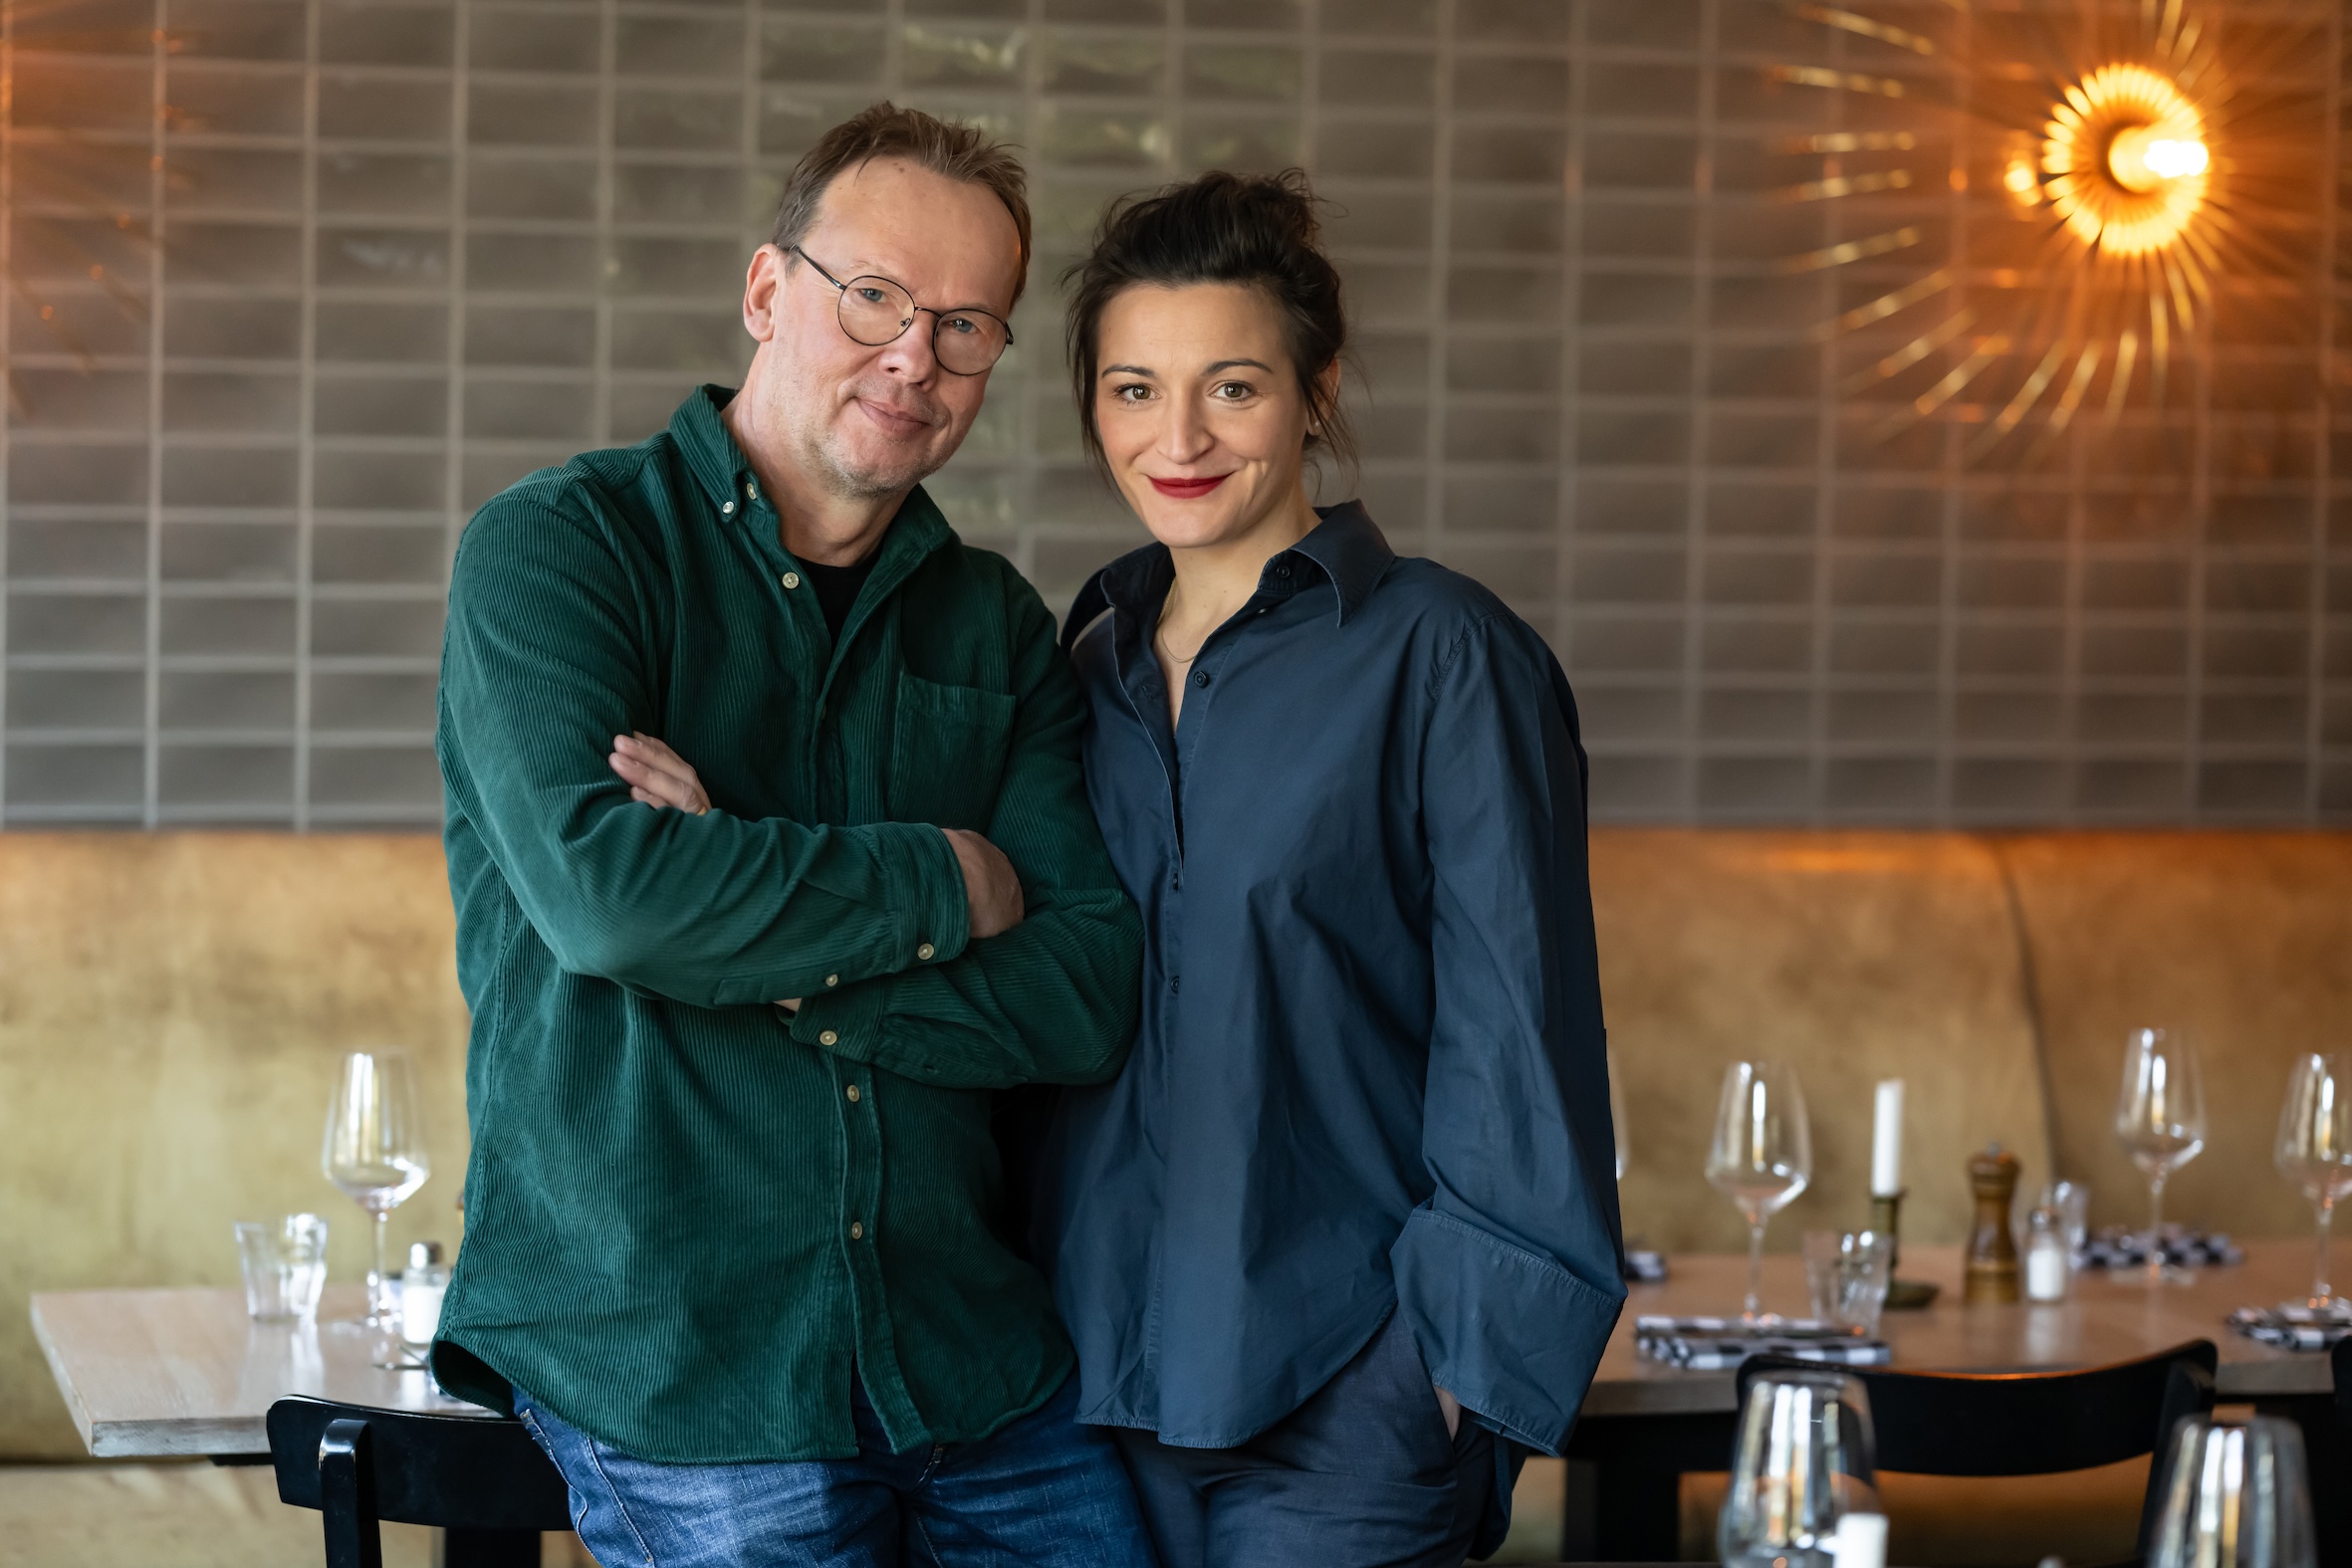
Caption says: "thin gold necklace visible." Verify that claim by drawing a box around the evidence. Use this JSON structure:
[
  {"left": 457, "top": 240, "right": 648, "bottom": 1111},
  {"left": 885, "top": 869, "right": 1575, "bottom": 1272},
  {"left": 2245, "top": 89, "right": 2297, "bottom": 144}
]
[{"left": 1155, "top": 586, "right": 1208, "bottom": 665}]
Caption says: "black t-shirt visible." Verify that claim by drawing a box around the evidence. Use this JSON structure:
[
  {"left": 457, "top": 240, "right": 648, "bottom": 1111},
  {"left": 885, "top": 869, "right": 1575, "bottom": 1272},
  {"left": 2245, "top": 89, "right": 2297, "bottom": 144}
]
[{"left": 801, "top": 556, "right": 875, "bottom": 641}]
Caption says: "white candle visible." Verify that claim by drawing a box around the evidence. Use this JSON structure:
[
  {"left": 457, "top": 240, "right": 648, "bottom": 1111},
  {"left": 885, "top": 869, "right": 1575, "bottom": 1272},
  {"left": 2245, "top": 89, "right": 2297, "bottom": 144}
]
[{"left": 1870, "top": 1078, "right": 1905, "bottom": 1197}]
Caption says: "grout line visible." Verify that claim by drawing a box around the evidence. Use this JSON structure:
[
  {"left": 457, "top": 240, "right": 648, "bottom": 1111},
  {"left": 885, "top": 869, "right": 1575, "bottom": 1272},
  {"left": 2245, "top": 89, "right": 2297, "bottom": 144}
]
[
  {"left": 1422, "top": 0, "right": 1455, "bottom": 566},
  {"left": 142, "top": 0, "right": 168, "bottom": 829},
  {"left": 594, "top": 0, "right": 618, "bottom": 448},
  {"left": 2306, "top": 0, "right": 2343, "bottom": 822},
  {"left": 293, "top": 0, "right": 321, "bottom": 830},
  {"left": 444, "top": 0, "right": 473, "bottom": 641},
  {"left": 1679, "top": 0, "right": 1720, "bottom": 823},
  {"left": 0, "top": 0, "right": 13, "bottom": 822},
  {"left": 1806, "top": 0, "right": 1845, "bottom": 824},
  {"left": 1556, "top": 0, "right": 1585, "bottom": 725}
]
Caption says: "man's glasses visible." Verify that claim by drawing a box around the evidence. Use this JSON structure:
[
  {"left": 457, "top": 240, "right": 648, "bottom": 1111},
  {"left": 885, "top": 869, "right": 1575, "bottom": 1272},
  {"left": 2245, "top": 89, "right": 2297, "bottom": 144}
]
[{"left": 791, "top": 246, "right": 1014, "bottom": 376}]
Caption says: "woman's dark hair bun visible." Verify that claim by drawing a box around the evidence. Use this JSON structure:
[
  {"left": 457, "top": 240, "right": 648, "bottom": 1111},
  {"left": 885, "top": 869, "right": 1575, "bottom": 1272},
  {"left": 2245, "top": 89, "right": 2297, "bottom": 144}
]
[{"left": 1064, "top": 168, "right": 1354, "bottom": 473}]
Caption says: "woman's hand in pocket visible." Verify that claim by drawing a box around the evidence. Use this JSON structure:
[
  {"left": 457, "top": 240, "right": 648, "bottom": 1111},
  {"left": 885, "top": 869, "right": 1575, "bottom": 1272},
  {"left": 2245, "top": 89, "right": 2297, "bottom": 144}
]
[{"left": 609, "top": 732, "right": 711, "bottom": 815}]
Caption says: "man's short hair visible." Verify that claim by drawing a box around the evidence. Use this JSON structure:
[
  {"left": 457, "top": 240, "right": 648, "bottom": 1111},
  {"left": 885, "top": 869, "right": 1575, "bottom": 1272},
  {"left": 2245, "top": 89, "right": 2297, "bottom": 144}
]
[{"left": 770, "top": 103, "right": 1033, "bottom": 307}]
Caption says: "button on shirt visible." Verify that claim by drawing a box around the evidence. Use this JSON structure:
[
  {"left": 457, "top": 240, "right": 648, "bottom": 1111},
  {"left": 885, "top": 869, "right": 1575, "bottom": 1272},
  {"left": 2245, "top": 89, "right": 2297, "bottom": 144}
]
[
  {"left": 1034, "top": 504, "right": 1626, "bottom": 1455},
  {"left": 433, "top": 385, "right": 1143, "bottom": 1462}
]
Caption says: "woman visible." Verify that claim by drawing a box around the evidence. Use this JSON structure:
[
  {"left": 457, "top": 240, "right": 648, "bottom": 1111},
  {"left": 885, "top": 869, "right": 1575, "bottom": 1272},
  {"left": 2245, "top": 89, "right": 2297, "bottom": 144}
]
[{"left": 1032, "top": 170, "right": 1626, "bottom": 1568}]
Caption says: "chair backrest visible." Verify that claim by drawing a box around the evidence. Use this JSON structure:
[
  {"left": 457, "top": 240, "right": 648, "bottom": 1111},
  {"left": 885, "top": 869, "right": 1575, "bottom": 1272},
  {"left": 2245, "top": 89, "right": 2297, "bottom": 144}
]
[
  {"left": 1736, "top": 1340, "right": 2217, "bottom": 1558},
  {"left": 2334, "top": 1336, "right": 2352, "bottom": 1433},
  {"left": 266, "top": 1396, "right": 572, "bottom": 1534}
]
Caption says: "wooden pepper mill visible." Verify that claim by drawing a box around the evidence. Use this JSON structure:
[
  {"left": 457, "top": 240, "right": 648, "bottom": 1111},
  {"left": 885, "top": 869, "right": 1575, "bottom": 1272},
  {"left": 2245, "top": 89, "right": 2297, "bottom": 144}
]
[{"left": 1965, "top": 1144, "right": 2022, "bottom": 1303}]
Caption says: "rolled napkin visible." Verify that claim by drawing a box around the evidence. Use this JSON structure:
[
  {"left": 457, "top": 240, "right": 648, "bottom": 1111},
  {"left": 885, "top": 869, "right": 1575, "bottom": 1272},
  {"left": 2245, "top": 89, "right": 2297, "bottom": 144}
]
[
  {"left": 2226, "top": 1302, "right": 2352, "bottom": 1351},
  {"left": 1635, "top": 1314, "right": 1892, "bottom": 1370},
  {"left": 2076, "top": 1225, "right": 2242, "bottom": 1270}
]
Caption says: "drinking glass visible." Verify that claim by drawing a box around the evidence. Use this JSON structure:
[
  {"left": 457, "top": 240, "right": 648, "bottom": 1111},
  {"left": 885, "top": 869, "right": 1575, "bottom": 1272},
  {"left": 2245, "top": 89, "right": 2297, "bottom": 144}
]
[
  {"left": 1607, "top": 1044, "right": 1630, "bottom": 1182},
  {"left": 322, "top": 1050, "right": 431, "bottom": 1328},
  {"left": 1707, "top": 1061, "right": 1813, "bottom": 1320},
  {"left": 2113, "top": 1027, "right": 2207, "bottom": 1286},
  {"left": 2044, "top": 1179, "right": 2090, "bottom": 1255},
  {"left": 2273, "top": 1052, "right": 2352, "bottom": 1312},
  {"left": 1719, "top": 1367, "right": 1882, "bottom": 1568},
  {"left": 233, "top": 1214, "right": 330, "bottom": 1320},
  {"left": 2148, "top": 1415, "right": 2316, "bottom": 1568},
  {"left": 1802, "top": 1230, "right": 1894, "bottom": 1334}
]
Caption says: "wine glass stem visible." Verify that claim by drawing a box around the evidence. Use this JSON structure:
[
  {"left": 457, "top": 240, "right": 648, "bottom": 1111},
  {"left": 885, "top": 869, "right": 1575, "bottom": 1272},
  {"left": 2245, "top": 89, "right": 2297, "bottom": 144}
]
[
  {"left": 1745, "top": 1219, "right": 1766, "bottom": 1319},
  {"left": 369, "top": 1210, "right": 393, "bottom": 1323},
  {"left": 2314, "top": 1197, "right": 2335, "bottom": 1307},
  {"left": 2146, "top": 1172, "right": 2167, "bottom": 1284}
]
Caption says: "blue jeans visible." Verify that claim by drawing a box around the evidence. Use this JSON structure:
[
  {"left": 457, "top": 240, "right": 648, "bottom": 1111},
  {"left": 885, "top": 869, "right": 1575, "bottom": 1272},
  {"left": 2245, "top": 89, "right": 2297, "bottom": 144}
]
[
  {"left": 1108, "top": 1311, "right": 1507, "bottom": 1568},
  {"left": 513, "top": 1372, "right": 1155, "bottom": 1568}
]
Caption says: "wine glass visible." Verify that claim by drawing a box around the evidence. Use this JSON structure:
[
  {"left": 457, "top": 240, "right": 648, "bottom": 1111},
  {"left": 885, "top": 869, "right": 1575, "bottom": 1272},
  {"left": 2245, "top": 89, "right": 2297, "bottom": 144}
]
[
  {"left": 2113, "top": 1027, "right": 2207, "bottom": 1286},
  {"left": 2148, "top": 1415, "right": 2316, "bottom": 1568},
  {"left": 1707, "top": 1061, "right": 1813, "bottom": 1320},
  {"left": 1719, "top": 1367, "right": 1882, "bottom": 1568},
  {"left": 2273, "top": 1052, "right": 2352, "bottom": 1313},
  {"left": 322, "top": 1049, "right": 431, "bottom": 1329},
  {"left": 1607, "top": 1044, "right": 1630, "bottom": 1182}
]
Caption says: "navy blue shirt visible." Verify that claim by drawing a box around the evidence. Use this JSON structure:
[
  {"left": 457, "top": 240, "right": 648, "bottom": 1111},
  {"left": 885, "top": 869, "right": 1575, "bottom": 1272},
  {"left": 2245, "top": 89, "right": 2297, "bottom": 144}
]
[{"left": 1033, "top": 504, "right": 1626, "bottom": 1455}]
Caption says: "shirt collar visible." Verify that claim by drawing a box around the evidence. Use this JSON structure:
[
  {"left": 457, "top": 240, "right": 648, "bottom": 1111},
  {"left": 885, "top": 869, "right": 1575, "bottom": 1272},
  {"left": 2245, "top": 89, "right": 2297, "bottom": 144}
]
[
  {"left": 1091, "top": 500, "right": 1393, "bottom": 631},
  {"left": 668, "top": 383, "right": 949, "bottom": 567},
  {"left": 1285, "top": 502, "right": 1393, "bottom": 625}
]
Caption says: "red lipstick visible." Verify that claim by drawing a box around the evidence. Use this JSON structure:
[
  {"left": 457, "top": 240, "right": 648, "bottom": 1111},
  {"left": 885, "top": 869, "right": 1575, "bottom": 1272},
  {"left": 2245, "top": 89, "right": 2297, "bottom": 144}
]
[{"left": 1149, "top": 475, "right": 1230, "bottom": 500}]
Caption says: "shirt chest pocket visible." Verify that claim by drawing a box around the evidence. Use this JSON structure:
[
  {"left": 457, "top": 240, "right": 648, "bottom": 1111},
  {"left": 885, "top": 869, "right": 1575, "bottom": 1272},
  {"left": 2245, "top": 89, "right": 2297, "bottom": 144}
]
[{"left": 888, "top": 672, "right": 1017, "bottom": 830}]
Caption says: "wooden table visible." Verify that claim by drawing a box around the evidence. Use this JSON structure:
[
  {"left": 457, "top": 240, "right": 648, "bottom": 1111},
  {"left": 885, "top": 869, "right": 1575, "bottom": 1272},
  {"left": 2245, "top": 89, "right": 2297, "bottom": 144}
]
[
  {"left": 32, "top": 1246, "right": 2349, "bottom": 1563},
  {"left": 31, "top": 1284, "right": 492, "bottom": 1458},
  {"left": 1566, "top": 1238, "right": 2349, "bottom": 1560}
]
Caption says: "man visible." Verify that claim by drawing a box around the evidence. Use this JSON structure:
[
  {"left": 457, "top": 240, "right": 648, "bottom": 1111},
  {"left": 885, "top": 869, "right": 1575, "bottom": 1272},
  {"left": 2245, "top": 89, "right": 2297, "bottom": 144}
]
[{"left": 431, "top": 104, "right": 1152, "bottom": 1567}]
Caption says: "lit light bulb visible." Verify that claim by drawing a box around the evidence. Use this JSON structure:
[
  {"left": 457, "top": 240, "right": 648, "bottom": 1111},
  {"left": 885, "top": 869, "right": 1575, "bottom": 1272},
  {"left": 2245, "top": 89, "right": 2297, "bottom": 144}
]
[
  {"left": 2107, "top": 122, "right": 2209, "bottom": 192},
  {"left": 2003, "top": 156, "right": 2041, "bottom": 204},
  {"left": 2145, "top": 138, "right": 2209, "bottom": 178}
]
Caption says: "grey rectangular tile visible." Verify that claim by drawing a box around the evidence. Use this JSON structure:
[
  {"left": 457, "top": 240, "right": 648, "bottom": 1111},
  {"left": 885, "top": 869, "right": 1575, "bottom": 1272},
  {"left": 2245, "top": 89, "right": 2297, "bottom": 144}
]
[
  {"left": 314, "top": 524, "right": 448, "bottom": 584},
  {"left": 470, "top": 8, "right": 600, "bottom": 74},
  {"left": 315, "top": 449, "right": 450, "bottom": 511},
  {"left": 159, "top": 670, "right": 294, "bottom": 728},
  {"left": 320, "top": 3, "right": 453, "bottom": 68},
  {"left": 8, "top": 591, "right": 146, "bottom": 655},
  {"left": 160, "top": 595, "right": 296, "bottom": 656},
  {"left": 310, "top": 743, "right": 444, "bottom": 806},
  {"left": 6, "top": 669, "right": 145, "bottom": 730},
  {"left": 318, "top": 74, "right": 454, "bottom": 140},
  {"left": 310, "top": 596, "right": 443, "bottom": 657},
  {"left": 160, "top": 523, "right": 298, "bottom": 582},
  {"left": 11, "top": 446, "right": 151, "bottom": 507},
  {"left": 160, "top": 444, "right": 301, "bottom": 505},
  {"left": 312, "top": 671, "right": 438, "bottom": 730},
  {"left": 2075, "top": 759, "right": 2188, "bottom": 814},
  {"left": 158, "top": 743, "right": 294, "bottom": 806},
  {"left": 3, "top": 745, "right": 145, "bottom": 809},
  {"left": 7, "top": 520, "right": 148, "bottom": 580}
]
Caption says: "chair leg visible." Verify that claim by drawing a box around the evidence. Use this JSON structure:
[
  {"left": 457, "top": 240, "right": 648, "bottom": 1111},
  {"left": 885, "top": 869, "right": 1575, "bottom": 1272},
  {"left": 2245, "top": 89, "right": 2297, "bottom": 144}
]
[
  {"left": 438, "top": 1527, "right": 545, "bottom": 1568},
  {"left": 319, "top": 1418, "right": 386, "bottom": 1568}
]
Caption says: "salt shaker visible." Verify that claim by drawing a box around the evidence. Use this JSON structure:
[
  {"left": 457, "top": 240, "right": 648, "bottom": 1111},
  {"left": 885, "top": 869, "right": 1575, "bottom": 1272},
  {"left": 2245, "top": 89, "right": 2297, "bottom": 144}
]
[
  {"left": 398, "top": 1240, "right": 450, "bottom": 1349},
  {"left": 2024, "top": 1206, "right": 2070, "bottom": 1302}
]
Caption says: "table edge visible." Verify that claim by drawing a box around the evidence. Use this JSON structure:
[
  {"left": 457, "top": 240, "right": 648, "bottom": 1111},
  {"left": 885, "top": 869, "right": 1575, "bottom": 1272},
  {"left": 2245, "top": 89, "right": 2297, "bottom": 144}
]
[{"left": 28, "top": 1295, "right": 101, "bottom": 1455}]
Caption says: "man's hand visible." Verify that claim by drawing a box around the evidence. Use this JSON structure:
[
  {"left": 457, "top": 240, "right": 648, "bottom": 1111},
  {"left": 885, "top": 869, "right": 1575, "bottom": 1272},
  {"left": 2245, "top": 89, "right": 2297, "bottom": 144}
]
[
  {"left": 944, "top": 827, "right": 1024, "bottom": 940},
  {"left": 609, "top": 732, "right": 710, "bottom": 814}
]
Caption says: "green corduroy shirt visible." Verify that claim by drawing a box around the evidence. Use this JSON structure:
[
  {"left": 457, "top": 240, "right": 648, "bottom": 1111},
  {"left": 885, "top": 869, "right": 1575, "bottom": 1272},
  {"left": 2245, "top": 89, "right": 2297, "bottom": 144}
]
[{"left": 430, "top": 385, "right": 1143, "bottom": 1462}]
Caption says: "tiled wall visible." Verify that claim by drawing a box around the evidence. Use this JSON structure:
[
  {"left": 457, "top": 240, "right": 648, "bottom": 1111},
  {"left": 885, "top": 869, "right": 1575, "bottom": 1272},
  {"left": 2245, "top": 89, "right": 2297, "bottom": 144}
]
[{"left": 1, "top": 0, "right": 2345, "bottom": 827}]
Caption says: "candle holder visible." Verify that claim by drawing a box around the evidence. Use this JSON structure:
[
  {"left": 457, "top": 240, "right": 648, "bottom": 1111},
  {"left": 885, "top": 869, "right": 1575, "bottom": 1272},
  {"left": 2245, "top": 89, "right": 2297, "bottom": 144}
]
[{"left": 1871, "top": 1189, "right": 1942, "bottom": 1310}]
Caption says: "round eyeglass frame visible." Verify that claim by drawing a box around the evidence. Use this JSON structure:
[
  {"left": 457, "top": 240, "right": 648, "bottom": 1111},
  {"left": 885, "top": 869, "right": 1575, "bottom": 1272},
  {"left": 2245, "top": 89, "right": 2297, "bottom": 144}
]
[{"left": 791, "top": 246, "right": 1014, "bottom": 376}]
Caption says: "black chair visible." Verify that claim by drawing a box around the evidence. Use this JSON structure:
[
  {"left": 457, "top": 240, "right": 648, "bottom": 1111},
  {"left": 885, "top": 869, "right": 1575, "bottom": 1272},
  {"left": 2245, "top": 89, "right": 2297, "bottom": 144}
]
[
  {"left": 2333, "top": 1333, "right": 2352, "bottom": 1433},
  {"left": 1737, "top": 1339, "right": 2217, "bottom": 1558},
  {"left": 266, "top": 1396, "right": 573, "bottom": 1568}
]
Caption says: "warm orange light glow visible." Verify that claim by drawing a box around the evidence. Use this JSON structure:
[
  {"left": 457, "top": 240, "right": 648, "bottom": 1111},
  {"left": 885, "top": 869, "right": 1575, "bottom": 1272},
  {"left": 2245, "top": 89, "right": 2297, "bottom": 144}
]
[
  {"left": 2107, "top": 124, "right": 2210, "bottom": 190},
  {"left": 2040, "top": 63, "right": 2209, "bottom": 255}
]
